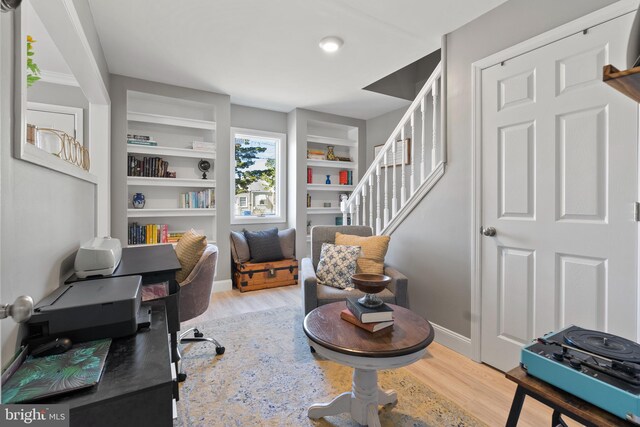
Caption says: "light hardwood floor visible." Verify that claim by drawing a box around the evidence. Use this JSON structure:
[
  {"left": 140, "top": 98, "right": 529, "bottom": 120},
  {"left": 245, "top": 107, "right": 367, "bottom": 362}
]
[{"left": 184, "top": 285, "right": 578, "bottom": 427}]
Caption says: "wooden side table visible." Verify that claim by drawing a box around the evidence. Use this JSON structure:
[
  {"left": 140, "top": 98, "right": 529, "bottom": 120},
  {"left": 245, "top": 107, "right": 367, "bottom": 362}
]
[
  {"left": 505, "top": 366, "right": 636, "bottom": 427},
  {"left": 303, "top": 302, "right": 434, "bottom": 427}
]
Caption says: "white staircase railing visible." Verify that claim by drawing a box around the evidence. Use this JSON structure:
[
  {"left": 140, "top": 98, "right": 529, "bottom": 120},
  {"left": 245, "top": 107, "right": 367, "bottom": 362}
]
[{"left": 341, "top": 62, "right": 445, "bottom": 235}]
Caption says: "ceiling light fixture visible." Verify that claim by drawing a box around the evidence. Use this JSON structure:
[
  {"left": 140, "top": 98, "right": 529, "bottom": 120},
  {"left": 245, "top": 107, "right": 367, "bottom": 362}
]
[{"left": 319, "top": 36, "right": 343, "bottom": 53}]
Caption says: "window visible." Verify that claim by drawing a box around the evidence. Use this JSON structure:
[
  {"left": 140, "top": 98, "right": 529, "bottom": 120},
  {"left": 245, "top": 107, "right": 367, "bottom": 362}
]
[{"left": 231, "top": 128, "right": 286, "bottom": 223}]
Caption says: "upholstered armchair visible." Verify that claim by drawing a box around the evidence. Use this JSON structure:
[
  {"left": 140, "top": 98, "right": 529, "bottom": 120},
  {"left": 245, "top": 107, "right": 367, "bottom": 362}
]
[
  {"left": 300, "top": 225, "right": 408, "bottom": 315},
  {"left": 177, "top": 244, "right": 224, "bottom": 381}
]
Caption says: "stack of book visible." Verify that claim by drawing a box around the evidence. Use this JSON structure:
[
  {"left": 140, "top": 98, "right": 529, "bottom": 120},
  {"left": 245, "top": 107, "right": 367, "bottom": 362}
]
[
  {"left": 128, "top": 223, "right": 169, "bottom": 245},
  {"left": 127, "top": 155, "right": 170, "bottom": 178},
  {"left": 307, "top": 149, "right": 325, "bottom": 160},
  {"left": 179, "top": 190, "right": 215, "bottom": 209},
  {"left": 338, "top": 170, "right": 353, "bottom": 185},
  {"left": 341, "top": 297, "right": 394, "bottom": 332},
  {"left": 166, "top": 231, "right": 185, "bottom": 244},
  {"left": 127, "top": 134, "right": 157, "bottom": 146}
]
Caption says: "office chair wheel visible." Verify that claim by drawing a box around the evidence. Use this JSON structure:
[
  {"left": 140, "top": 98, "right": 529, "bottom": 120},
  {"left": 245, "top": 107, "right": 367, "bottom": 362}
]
[
  {"left": 216, "top": 346, "right": 225, "bottom": 355},
  {"left": 177, "top": 372, "right": 187, "bottom": 382},
  {"left": 194, "top": 329, "right": 204, "bottom": 338}
]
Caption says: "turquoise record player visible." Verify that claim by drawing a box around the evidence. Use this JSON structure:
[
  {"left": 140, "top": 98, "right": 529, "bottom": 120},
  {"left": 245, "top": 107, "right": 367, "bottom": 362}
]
[{"left": 521, "top": 326, "right": 640, "bottom": 425}]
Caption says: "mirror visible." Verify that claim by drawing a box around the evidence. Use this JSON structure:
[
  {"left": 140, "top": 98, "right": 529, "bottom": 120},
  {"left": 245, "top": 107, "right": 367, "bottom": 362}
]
[{"left": 14, "top": 0, "right": 99, "bottom": 182}]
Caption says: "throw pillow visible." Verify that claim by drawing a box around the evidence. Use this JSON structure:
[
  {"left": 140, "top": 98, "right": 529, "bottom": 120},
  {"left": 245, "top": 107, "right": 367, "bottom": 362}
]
[
  {"left": 278, "top": 228, "right": 296, "bottom": 259},
  {"left": 230, "top": 230, "right": 251, "bottom": 263},
  {"left": 175, "top": 229, "right": 207, "bottom": 283},
  {"left": 243, "top": 227, "right": 283, "bottom": 262},
  {"left": 335, "top": 232, "right": 391, "bottom": 275},
  {"left": 316, "top": 243, "right": 361, "bottom": 289}
]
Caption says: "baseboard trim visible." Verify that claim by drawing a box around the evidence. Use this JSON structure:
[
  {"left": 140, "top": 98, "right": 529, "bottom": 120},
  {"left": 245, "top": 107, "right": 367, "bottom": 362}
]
[
  {"left": 431, "top": 322, "right": 472, "bottom": 358},
  {"left": 213, "top": 279, "right": 232, "bottom": 293}
]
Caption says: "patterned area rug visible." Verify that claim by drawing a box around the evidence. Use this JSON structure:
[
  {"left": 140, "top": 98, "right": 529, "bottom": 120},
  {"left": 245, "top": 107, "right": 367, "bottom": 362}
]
[{"left": 176, "top": 306, "right": 486, "bottom": 427}]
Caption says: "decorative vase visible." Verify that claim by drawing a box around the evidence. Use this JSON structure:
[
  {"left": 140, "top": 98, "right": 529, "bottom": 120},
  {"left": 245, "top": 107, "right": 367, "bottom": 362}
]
[
  {"left": 326, "top": 145, "right": 336, "bottom": 161},
  {"left": 325, "top": 175, "right": 331, "bottom": 184},
  {"left": 132, "top": 192, "right": 145, "bottom": 209}
]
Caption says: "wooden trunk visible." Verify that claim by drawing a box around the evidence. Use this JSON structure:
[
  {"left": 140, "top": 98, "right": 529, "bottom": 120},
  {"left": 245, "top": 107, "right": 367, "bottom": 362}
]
[{"left": 233, "top": 259, "right": 298, "bottom": 292}]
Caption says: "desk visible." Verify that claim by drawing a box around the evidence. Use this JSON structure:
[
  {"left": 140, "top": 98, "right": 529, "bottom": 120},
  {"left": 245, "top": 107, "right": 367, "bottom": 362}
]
[
  {"left": 65, "top": 245, "right": 182, "bottom": 386},
  {"left": 505, "top": 366, "right": 636, "bottom": 427},
  {"left": 303, "top": 302, "right": 434, "bottom": 427},
  {"left": 46, "top": 304, "right": 174, "bottom": 427}
]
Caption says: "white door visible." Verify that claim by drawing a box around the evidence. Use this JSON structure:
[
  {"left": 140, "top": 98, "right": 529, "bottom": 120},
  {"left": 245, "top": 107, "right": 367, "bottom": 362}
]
[{"left": 480, "top": 12, "right": 639, "bottom": 371}]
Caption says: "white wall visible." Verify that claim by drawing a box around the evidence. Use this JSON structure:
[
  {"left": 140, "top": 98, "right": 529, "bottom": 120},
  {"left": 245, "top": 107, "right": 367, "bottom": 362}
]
[
  {"left": 0, "top": 5, "right": 108, "bottom": 366},
  {"left": 374, "top": 0, "right": 619, "bottom": 339}
]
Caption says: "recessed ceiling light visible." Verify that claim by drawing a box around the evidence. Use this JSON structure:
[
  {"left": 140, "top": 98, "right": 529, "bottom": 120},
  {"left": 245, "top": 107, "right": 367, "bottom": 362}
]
[{"left": 319, "top": 36, "right": 344, "bottom": 53}]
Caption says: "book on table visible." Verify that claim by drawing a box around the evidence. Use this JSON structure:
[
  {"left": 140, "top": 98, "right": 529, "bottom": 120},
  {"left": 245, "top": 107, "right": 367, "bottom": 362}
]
[
  {"left": 346, "top": 297, "right": 393, "bottom": 323},
  {"left": 340, "top": 309, "right": 393, "bottom": 332}
]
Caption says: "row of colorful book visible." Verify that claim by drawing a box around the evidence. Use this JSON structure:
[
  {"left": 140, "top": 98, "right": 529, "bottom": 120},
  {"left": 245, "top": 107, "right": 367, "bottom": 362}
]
[
  {"left": 338, "top": 170, "right": 353, "bottom": 185},
  {"left": 306, "top": 168, "right": 353, "bottom": 185},
  {"left": 180, "top": 190, "right": 215, "bottom": 209},
  {"left": 127, "top": 155, "right": 171, "bottom": 178},
  {"left": 128, "top": 223, "right": 184, "bottom": 245},
  {"left": 340, "top": 297, "right": 394, "bottom": 333}
]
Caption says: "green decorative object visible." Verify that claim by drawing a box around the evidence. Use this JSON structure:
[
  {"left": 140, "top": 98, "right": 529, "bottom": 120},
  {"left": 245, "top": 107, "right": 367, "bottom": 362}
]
[
  {"left": 26, "top": 35, "right": 41, "bottom": 88},
  {"left": 1, "top": 339, "right": 111, "bottom": 404}
]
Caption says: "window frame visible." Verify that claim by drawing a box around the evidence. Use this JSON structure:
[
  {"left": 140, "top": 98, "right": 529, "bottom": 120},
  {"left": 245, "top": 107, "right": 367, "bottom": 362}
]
[{"left": 230, "top": 127, "right": 287, "bottom": 224}]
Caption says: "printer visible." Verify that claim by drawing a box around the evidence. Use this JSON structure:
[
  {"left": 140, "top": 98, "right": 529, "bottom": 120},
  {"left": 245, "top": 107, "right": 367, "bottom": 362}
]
[
  {"left": 74, "top": 237, "right": 122, "bottom": 279},
  {"left": 26, "top": 276, "right": 142, "bottom": 344}
]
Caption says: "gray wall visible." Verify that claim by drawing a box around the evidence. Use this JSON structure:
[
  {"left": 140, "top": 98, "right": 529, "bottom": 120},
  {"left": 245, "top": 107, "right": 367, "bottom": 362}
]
[
  {"left": 365, "top": 106, "right": 408, "bottom": 166},
  {"left": 376, "top": 0, "right": 619, "bottom": 338},
  {"left": 1, "top": 7, "right": 107, "bottom": 366},
  {"left": 109, "top": 75, "right": 232, "bottom": 280},
  {"left": 72, "top": 0, "right": 110, "bottom": 91},
  {"left": 230, "top": 104, "right": 289, "bottom": 233}
]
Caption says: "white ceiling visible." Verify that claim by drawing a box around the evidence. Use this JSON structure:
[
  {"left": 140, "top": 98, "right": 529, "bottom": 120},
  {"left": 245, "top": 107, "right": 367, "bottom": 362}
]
[{"left": 88, "top": 0, "right": 507, "bottom": 120}]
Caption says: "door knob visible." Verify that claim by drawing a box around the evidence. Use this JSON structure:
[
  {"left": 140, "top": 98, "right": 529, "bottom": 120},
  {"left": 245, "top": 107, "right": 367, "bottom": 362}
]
[{"left": 481, "top": 226, "right": 496, "bottom": 237}]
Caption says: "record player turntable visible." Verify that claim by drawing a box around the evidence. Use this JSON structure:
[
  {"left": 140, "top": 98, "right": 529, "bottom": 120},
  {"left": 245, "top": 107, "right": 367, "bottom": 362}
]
[{"left": 522, "top": 325, "right": 640, "bottom": 424}]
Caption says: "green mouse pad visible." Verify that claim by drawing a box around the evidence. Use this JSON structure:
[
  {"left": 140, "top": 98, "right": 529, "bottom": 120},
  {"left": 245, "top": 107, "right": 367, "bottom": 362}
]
[{"left": 2, "top": 338, "right": 112, "bottom": 404}]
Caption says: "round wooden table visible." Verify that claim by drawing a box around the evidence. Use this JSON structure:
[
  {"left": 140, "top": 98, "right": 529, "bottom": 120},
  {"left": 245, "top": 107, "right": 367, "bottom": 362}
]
[{"left": 303, "top": 302, "right": 434, "bottom": 427}]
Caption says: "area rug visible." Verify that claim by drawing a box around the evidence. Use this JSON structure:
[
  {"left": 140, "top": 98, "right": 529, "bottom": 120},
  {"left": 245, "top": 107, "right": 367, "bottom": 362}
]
[{"left": 176, "top": 306, "right": 485, "bottom": 427}]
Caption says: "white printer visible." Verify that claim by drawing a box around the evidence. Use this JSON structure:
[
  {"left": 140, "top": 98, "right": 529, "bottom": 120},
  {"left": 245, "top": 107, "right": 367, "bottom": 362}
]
[{"left": 74, "top": 237, "right": 122, "bottom": 278}]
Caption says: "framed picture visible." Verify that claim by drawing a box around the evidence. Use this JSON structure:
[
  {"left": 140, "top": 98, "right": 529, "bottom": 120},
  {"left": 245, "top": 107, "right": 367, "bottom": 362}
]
[{"left": 374, "top": 138, "right": 411, "bottom": 167}]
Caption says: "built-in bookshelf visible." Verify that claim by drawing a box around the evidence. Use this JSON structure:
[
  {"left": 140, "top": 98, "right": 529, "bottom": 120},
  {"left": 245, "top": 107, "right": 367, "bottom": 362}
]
[
  {"left": 304, "top": 119, "right": 360, "bottom": 246},
  {"left": 125, "top": 91, "right": 217, "bottom": 247}
]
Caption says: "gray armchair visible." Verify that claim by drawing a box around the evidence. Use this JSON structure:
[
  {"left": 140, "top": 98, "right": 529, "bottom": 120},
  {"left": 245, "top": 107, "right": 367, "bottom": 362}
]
[{"left": 301, "top": 225, "right": 408, "bottom": 315}]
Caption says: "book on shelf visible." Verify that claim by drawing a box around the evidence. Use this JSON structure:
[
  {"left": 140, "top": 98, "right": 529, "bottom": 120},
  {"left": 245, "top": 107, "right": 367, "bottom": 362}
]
[
  {"left": 127, "top": 155, "right": 169, "bottom": 178},
  {"left": 179, "top": 189, "right": 215, "bottom": 209},
  {"left": 307, "top": 154, "right": 325, "bottom": 160},
  {"left": 192, "top": 141, "right": 216, "bottom": 152},
  {"left": 127, "top": 133, "right": 153, "bottom": 141},
  {"left": 339, "top": 170, "right": 348, "bottom": 185},
  {"left": 127, "top": 139, "right": 158, "bottom": 146},
  {"left": 307, "top": 167, "right": 312, "bottom": 184},
  {"left": 346, "top": 297, "right": 393, "bottom": 323},
  {"left": 128, "top": 223, "right": 169, "bottom": 245},
  {"left": 340, "top": 309, "right": 393, "bottom": 332}
]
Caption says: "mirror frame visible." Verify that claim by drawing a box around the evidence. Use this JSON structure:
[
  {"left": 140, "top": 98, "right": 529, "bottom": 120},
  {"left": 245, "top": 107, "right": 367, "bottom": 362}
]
[{"left": 14, "top": 0, "right": 108, "bottom": 183}]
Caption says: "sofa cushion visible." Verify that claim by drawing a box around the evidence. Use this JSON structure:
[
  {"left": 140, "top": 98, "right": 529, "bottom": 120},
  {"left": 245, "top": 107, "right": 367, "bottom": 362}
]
[
  {"left": 243, "top": 227, "right": 283, "bottom": 262},
  {"left": 316, "top": 243, "right": 360, "bottom": 289},
  {"left": 175, "top": 229, "right": 207, "bottom": 283},
  {"left": 335, "top": 232, "right": 390, "bottom": 275},
  {"left": 278, "top": 228, "right": 296, "bottom": 259},
  {"left": 230, "top": 230, "right": 251, "bottom": 263}
]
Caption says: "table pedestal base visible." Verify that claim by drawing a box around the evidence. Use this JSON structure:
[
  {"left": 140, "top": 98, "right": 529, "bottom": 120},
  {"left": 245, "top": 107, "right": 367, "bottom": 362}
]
[{"left": 308, "top": 369, "right": 397, "bottom": 426}]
